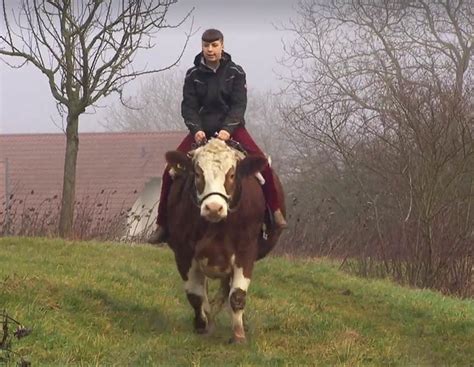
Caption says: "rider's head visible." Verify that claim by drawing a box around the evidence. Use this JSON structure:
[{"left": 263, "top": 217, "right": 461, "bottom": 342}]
[{"left": 201, "top": 29, "right": 224, "bottom": 65}]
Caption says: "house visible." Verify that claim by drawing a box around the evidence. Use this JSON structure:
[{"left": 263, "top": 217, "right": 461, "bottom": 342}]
[{"left": 0, "top": 131, "right": 186, "bottom": 239}]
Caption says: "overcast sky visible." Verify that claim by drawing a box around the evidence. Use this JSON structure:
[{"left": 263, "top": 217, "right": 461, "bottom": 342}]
[{"left": 0, "top": 0, "right": 299, "bottom": 134}]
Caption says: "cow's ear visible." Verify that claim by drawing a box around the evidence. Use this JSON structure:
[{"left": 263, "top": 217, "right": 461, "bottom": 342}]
[
  {"left": 236, "top": 155, "right": 268, "bottom": 177},
  {"left": 165, "top": 151, "right": 192, "bottom": 171}
]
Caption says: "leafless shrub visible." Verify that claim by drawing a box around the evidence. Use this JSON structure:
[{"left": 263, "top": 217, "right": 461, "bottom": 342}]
[
  {"left": 0, "top": 189, "right": 156, "bottom": 242},
  {"left": 1, "top": 311, "right": 31, "bottom": 366}
]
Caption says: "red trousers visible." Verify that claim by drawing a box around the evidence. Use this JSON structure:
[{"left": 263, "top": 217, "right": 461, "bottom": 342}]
[{"left": 157, "top": 127, "right": 280, "bottom": 226}]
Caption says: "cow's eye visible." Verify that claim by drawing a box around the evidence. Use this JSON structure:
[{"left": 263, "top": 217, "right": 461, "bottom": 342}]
[{"left": 229, "top": 173, "right": 235, "bottom": 180}]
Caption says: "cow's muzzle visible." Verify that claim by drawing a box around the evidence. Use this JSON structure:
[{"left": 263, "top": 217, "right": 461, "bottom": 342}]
[{"left": 199, "top": 192, "right": 230, "bottom": 222}]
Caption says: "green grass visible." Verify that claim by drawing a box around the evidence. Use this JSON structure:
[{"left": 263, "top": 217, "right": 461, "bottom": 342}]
[{"left": 1, "top": 237, "right": 473, "bottom": 366}]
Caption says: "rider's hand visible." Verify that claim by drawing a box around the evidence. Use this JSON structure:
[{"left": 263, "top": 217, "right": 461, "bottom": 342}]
[
  {"left": 194, "top": 131, "right": 206, "bottom": 143},
  {"left": 217, "top": 130, "right": 230, "bottom": 141}
]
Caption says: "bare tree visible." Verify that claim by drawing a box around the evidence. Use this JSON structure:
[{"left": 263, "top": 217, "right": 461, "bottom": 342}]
[
  {"left": 102, "top": 69, "right": 184, "bottom": 131},
  {"left": 0, "top": 0, "right": 192, "bottom": 237},
  {"left": 245, "top": 90, "right": 292, "bottom": 173},
  {"left": 281, "top": 0, "right": 473, "bottom": 295}
]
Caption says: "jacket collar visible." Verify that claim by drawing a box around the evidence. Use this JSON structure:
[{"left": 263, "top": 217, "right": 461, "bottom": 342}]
[{"left": 193, "top": 51, "right": 232, "bottom": 71}]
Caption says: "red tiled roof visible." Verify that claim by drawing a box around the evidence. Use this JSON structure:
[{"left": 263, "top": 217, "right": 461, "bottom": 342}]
[{"left": 0, "top": 131, "right": 186, "bottom": 230}]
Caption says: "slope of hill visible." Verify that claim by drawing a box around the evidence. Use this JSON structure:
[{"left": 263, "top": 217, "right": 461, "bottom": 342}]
[{"left": 1, "top": 237, "right": 473, "bottom": 366}]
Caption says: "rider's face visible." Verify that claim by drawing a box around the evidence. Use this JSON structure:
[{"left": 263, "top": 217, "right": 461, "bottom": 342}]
[{"left": 201, "top": 40, "right": 224, "bottom": 64}]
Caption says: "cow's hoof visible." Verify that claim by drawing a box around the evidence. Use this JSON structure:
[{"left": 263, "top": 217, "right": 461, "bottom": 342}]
[
  {"left": 196, "top": 320, "right": 214, "bottom": 335},
  {"left": 229, "top": 335, "right": 247, "bottom": 344},
  {"left": 196, "top": 326, "right": 209, "bottom": 334},
  {"left": 194, "top": 317, "right": 209, "bottom": 334},
  {"left": 195, "top": 315, "right": 214, "bottom": 335}
]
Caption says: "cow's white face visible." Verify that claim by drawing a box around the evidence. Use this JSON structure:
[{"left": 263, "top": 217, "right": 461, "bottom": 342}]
[{"left": 192, "top": 139, "right": 240, "bottom": 222}]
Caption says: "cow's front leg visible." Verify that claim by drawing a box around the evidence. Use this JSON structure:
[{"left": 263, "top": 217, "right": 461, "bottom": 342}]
[
  {"left": 185, "top": 259, "right": 211, "bottom": 334},
  {"left": 229, "top": 260, "right": 253, "bottom": 343}
]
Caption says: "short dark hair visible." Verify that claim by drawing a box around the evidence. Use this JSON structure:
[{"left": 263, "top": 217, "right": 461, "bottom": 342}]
[{"left": 201, "top": 29, "right": 224, "bottom": 43}]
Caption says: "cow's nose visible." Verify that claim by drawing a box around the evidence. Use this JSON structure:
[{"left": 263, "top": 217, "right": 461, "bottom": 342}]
[{"left": 205, "top": 203, "right": 223, "bottom": 214}]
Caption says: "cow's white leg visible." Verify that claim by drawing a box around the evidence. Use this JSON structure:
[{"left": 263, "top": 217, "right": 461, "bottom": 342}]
[
  {"left": 185, "top": 259, "right": 211, "bottom": 334},
  {"left": 229, "top": 262, "right": 251, "bottom": 343}
]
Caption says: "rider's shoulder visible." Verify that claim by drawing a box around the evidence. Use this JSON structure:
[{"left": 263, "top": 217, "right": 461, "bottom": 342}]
[
  {"left": 185, "top": 66, "right": 199, "bottom": 79},
  {"left": 226, "top": 61, "right": 246, "bottom": 77}
]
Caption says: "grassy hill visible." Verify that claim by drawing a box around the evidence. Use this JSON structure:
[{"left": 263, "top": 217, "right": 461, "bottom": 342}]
[{"left": 1, "top": 237, "right": 473, "bottom": 366}]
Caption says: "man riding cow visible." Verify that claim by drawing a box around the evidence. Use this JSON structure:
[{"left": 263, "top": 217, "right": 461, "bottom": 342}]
[{"left": 148, "top": 28, "right": 287, "bottom": 342}]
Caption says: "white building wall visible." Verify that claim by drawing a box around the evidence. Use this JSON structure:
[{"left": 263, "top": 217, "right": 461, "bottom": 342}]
[{"left": 127, "top": 177, "right": 161, "bottom": 238}]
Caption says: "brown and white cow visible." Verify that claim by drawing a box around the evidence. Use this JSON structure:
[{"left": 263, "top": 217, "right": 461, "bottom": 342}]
[{"left": 164, "top": 138, "right": 285, "bottom": 343}]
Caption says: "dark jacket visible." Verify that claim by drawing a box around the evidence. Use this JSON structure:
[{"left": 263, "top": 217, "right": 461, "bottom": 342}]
[{"left": 181, "top": 52, "right": 247, "bottom": 136}]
